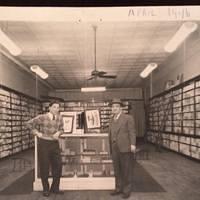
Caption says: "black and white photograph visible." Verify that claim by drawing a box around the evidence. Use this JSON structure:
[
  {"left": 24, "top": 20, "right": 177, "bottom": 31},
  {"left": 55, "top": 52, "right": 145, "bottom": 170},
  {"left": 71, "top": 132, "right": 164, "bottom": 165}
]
[
  {"left": 85, "top": 109, "right": 101, "bottom": 129},
  {"left": 0, "top": 4, "right": 200, "bottom": 200},
  {"left": 62, "top": 115, "right": 74, "bottom": 133},
  {"left": 61, "top": 111, "right": 77, "bottom": 133}
]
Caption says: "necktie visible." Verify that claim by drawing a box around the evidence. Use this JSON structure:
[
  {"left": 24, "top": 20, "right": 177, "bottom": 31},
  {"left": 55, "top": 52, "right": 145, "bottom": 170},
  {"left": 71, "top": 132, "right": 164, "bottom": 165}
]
[{"left": 52, "top": 114, "right": 56, "bottom": 120}]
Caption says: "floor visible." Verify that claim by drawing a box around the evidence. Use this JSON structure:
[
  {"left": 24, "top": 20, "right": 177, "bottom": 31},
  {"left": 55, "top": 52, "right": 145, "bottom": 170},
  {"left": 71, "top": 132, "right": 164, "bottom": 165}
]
[{"left": 0, "top": 144, "right": 199, "bottom": 200}]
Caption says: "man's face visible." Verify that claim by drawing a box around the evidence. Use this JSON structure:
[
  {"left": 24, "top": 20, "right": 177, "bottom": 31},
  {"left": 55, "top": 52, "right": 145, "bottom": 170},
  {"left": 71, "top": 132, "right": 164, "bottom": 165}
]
[
  {"left": 49, "top": 103, "right": 60, "bottom": 115},
  {"left": 111, "top": 103, "right": 122, "bottom": 115}
]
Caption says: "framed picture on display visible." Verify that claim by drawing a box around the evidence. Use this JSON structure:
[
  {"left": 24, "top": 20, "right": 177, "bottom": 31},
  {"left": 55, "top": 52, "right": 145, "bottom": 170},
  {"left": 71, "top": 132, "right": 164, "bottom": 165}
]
[
  {"left": 61, "top": 111, "right": 77, "bottom": 133},
  {"left": 62, "top": 115, "right": 74, "bottom": 133},
  {"left": 85, "top": 109, "right": 101, "bottom": 129}
]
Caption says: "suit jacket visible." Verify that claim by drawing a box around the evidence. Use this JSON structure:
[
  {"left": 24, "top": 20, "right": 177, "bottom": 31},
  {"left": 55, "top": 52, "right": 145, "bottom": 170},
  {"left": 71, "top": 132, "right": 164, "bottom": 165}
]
[{"left": 109, "top": 113, "right": 136, "bottom": 153}]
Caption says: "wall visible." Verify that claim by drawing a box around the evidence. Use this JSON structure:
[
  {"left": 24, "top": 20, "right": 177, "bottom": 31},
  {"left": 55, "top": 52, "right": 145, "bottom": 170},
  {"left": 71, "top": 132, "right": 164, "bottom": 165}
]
[
  {"left": 0, "top": 53, "right": 49, "bottom": 98},
  {"left": 143, "top": 31, "right": 200, "bottom": 98}
]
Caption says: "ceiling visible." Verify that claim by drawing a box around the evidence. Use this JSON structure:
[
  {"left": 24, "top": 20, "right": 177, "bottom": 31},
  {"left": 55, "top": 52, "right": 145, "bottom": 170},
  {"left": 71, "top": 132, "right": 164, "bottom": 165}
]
[{"left": 0, "top": 20, "right": 188, "bottom": 89}]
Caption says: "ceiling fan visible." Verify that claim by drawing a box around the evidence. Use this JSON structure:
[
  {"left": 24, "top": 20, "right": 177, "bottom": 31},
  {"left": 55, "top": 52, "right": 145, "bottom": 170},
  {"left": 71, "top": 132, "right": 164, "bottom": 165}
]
[{"left": 87, "top": 25, "right": 117, "bottom": 81}]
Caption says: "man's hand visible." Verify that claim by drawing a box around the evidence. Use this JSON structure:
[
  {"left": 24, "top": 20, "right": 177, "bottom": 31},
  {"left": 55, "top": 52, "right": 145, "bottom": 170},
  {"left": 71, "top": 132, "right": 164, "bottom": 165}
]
[
  {"left": 130, "top": 145, "right": 136, "bottom": 153},
  {"left": 32, "top": 130, "right": 43, "bottom": 138},
  {"left": 52, "top": 131, "right": 61, "bottom": 140},
  {"left": 36, "top": 132, "right": 43, "bottom": 138}
]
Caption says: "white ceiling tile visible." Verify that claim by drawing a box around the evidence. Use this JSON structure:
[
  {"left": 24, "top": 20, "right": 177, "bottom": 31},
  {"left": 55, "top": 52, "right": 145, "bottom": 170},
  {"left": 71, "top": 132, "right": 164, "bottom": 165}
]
[{"left": 0, "top": 21, "right": 190, "bottom": 89}]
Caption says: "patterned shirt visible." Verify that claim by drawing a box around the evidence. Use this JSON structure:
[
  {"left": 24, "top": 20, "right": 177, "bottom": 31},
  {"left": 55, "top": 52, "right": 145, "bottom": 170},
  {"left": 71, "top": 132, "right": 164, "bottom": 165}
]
[{"left": 27, "top": 112, "right": 64, "bottom": 140}]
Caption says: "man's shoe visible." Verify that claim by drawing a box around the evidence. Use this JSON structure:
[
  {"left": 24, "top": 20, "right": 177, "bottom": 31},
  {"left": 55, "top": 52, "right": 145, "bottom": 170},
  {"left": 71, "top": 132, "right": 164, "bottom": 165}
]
[
  {"left": 110, "top": 190, "right": 122, "bottom": 196},
  {"left": 51, "top": 190, "right": 64, "bottom": 195},
  {"left": 122, "top": 193, "right": 130, "bottom": 199},
  {"left": 43, "top": 191, "right": 50, "bottom": 197}
]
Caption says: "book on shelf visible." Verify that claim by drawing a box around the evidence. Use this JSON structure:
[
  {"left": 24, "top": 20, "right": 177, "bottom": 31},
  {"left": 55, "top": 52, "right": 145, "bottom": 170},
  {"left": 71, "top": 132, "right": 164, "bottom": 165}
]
[
  {"left": 101, "top": 159, "right": 112, "bottom": 163},
  {"left": 83, "top": 149, "right": 96, "bottom": 155},
  {"left": 99, "top": 151, "right": 108, "bottom": 155}
]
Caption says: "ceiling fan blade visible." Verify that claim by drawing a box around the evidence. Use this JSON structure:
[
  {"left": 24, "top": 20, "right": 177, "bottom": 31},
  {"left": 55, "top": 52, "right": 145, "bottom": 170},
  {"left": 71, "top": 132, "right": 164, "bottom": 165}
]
[
  {"left": 87, "top": 76, "right": 96, "bottom": 81},
  {"left": 98, "top": 71, "right": 107, "bottom": 76},
  {"left": 98, "top": 74, "right": 117, "bottom": 79}
]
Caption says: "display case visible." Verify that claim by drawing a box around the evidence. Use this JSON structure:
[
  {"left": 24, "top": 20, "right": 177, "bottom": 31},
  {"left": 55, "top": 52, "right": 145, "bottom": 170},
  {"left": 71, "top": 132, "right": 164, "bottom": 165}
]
[
  {"left": 33, "top": 133, "right": 115, "bottom": 190},
  {"left": 147, "top": 75, "right": 200, "bottom": 160}
]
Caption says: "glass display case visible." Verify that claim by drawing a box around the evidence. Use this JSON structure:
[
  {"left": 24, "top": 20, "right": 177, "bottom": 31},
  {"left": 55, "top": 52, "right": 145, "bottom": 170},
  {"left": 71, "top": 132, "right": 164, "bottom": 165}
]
[{"left": 33, "top": 133, "right": 115, "bottom": 190}]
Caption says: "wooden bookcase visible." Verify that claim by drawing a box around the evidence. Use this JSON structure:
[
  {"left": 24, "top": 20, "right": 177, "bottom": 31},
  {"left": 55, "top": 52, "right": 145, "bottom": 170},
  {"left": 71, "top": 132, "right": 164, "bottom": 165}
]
[
  {"left": 0, "top": 85, "right": 42, "bottom": 159},
  {"left": 147, "top": 75, "right": 200, "bottom": 160}
]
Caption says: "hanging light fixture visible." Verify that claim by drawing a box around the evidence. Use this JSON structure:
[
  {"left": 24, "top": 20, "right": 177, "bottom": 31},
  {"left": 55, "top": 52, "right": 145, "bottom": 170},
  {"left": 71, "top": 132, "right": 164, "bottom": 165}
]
[
  {"left": 30, "top": 65, "right": 48, "bottom": 79},
  {"left": 164, "top": 22, "right": 198, "bottom": 53},
  {"left": 81, "top": 86, "right": 106, "bottom": 92},
  {"left": 0, "top": 28, "right": 21, "bottom": 56},
  {"left": 140, "top": 63, "right": 158, "bottom": 78}
]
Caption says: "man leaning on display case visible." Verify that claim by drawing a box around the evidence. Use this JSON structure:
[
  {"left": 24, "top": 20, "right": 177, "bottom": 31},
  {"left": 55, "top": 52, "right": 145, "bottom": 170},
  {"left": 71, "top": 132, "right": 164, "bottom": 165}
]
[{"left": 26, "top": 101, "right": 64, "bottom": 197}]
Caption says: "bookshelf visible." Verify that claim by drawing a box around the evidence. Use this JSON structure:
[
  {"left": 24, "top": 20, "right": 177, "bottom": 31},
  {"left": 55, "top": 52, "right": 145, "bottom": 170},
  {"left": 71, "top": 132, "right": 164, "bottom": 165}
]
[
  {"left": 0, "top": 85, "right": 42, "bottom": 159},
  {"left": 147, "top": 75, "right": 200, "bottom": 160}
]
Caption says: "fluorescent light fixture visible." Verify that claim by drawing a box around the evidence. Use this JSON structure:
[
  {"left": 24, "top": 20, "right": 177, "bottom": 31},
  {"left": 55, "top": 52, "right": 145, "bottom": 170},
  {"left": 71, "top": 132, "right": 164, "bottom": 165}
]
[
  {"left": 0, "top": 28, "right": 21, "bottom": 56},
  {"left": 81, "top": 86, "right": 106, "bottom": 92},
  {"left": 30, "top": 65, "right": 48, "bottom": 79},
  {"left": 164, "top": 22, "right": 198, "bottom": 53},
  {"left": 140, "top": 63, "right": 158, "bottom": 78}
]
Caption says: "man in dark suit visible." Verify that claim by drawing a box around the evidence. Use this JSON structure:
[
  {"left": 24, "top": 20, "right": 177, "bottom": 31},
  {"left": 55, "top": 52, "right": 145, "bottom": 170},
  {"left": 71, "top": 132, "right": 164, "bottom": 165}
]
[{"left": 109, "top": 98, "right": 136, "bottom": 199}]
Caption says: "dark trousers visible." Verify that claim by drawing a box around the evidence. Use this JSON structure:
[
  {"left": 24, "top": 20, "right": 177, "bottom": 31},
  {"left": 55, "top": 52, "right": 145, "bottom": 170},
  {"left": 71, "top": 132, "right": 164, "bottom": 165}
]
[
  {"left": 38, "top": 139, "right": 62, "bottom": 192},
  {"left": 111, "top": 143, "right": 133, "bottom": 195}
]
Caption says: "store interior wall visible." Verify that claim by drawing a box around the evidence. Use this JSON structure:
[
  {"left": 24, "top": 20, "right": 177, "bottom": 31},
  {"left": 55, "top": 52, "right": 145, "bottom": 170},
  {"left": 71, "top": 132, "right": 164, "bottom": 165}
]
[
  {"left": 0, "top": 53, "right": 49, "bottom": 98},
  {"left": 143, "top": 31, "right": 200, "bottom": 99}
]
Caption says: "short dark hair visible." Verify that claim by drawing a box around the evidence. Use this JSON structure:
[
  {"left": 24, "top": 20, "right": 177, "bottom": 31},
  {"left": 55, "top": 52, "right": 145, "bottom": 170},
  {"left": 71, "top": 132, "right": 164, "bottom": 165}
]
[{"left": 49, "top": 100, "right": 60, "bottom": 107}]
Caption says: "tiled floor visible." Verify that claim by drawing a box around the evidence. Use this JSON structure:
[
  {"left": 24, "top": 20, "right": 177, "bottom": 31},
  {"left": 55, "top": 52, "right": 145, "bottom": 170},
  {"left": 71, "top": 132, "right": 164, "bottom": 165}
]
[
  {"left": 0, "top": 144, "right": 199, "bottom": 200},
  {"left": 0, "top": 149, "right": 34, "bottom": 192}
]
